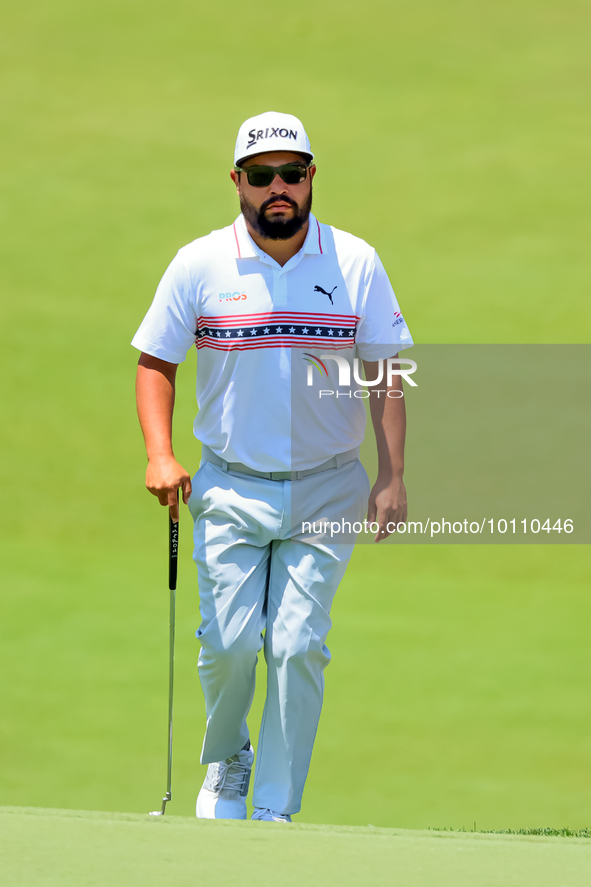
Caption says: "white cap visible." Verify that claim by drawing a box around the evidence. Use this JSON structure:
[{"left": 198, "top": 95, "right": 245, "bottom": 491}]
[{"left": 234, "top": 112, "right": 314, "bottom": 166}]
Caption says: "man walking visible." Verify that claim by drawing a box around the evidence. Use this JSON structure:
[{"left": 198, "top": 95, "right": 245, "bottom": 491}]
[{"left": 133, "top": 112, "right": 413, "bottom": 822}]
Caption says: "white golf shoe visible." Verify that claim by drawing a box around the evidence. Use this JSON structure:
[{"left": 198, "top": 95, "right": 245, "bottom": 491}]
[
  {"left": 251, "top": 807, "right": 292, "bottom": 823},
  {"left": 196, "top": 744, "right": 254, "bottom": 819}
]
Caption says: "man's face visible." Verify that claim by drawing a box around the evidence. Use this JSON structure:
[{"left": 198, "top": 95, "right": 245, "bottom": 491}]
[{"left": 231, "top": 151, "right": 316, "bottom": 241}]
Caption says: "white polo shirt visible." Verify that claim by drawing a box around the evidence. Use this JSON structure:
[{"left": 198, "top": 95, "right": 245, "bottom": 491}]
[{"left": 132, "top": 213, "right": 413, "bottom": 471}]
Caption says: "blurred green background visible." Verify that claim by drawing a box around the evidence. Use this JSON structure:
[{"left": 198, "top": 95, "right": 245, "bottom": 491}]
[{"left": 1, "top": 0, "right": 589, "bottom": 829}]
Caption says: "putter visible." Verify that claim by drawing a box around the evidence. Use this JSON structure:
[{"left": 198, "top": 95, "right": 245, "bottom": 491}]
[{"left": 149, "top": 491, "right": 179, "bottom": 816}]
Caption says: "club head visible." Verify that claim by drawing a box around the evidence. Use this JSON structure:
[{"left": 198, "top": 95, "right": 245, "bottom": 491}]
[{"left": 149, "top": 793, "right": 170, "bottom": 817}]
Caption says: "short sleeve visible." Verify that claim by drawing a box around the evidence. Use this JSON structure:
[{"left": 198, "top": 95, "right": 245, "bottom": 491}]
[
  {"left": 355, "top": 252, "right": 413, "bottom": 361},
  {"left": 131, "top": 253, "right": 198, "bottom": 364}
]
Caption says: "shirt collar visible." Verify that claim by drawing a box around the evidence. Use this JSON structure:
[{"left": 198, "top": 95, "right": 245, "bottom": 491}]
[{"left": 232, "top": 212, "right": 323, "bottom": 260}]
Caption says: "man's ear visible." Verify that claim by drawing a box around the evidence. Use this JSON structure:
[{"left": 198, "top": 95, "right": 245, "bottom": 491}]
[
  {"left": 230, "top": 168, "right": 240, "bottom": 191},
  {"left": 309, "top": 164, "right": 317, "bottom": 181}
]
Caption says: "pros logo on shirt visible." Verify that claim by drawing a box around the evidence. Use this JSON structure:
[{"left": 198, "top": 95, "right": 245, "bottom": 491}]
[{"left": 219, "top": 292, "right": 248, "bottom": 302}]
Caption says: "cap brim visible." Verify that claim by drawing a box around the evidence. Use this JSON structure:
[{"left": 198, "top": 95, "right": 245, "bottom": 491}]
[{"left": 235, "top": 149, "right": 314, "bottom": 167}]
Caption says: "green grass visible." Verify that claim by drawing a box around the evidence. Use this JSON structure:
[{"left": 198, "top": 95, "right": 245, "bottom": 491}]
[
  {"left": 2, "top": 542, "right": 590, "bottom": 829},
  {"left": 3, "top": 807, "right": 591, "bottom": 887},
  {"left": 433, "top": 826, "right": 591, "bottom": 839},
  {"left": 1, "top": 0, "right": 590, "bottom": 834}
]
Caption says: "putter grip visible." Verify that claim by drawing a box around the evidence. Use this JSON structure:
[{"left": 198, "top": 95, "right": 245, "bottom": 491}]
[{"left": 169, "top": 516, "right": 178, "bottom": 591}]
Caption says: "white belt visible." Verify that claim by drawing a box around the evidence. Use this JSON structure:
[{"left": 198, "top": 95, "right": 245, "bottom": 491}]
[{"left": 201, "top": 445, "right": 360, "bottom": 481}]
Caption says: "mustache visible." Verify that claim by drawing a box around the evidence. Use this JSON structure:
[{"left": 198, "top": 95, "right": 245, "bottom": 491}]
[{"left": 261, "top": 195, "right": 299, "bottom": 212}]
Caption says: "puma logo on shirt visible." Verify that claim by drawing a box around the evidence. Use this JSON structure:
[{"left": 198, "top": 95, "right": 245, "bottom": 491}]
[{"left": 314, "top": 285, "right": 337, "bottom": 305}]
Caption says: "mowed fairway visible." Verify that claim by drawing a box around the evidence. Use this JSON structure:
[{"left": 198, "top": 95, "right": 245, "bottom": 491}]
[
  {"left": 3, "top": 808, "right": 591, "bottom": 887},
  {"left": 1, "top": 0, "right": 590, "bottom": 858}
]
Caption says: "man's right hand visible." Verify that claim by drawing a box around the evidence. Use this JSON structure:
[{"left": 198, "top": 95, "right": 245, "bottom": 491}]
[
  {"left": 136, "top": 353, "right": 191, "bottom": 521},
  {"left": 145, "top": 456, "right": 192, "bottom": 522}
]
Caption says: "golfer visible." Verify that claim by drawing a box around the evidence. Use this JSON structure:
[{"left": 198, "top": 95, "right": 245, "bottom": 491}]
[{"left": 133, "top": 112, "right": 413, "bottom": 822}]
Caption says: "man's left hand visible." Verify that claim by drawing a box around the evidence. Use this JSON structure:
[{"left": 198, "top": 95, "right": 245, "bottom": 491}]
[{"left": 367, "top": 475, "right": 408, "bottom": 543}]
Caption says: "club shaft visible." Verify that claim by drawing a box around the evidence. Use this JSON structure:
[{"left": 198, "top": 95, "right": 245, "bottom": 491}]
[
  {"left": 166, "top": 514, "right": 178, "bottom": 797},
  {"left": 162, "top": 583, "right": 175, "bottom": 797},
  {"left": 150, "top": 507, "right": 179, "bottom": 816}
]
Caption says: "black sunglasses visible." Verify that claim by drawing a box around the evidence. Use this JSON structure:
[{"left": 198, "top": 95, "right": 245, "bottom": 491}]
[{"left": 234, "top": 162, "right": 310, "bottom": 188}]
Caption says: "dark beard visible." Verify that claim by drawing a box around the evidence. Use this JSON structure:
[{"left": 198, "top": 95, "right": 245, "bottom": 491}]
[{"left": 239, "top": 186, "right": 313, "bottom": 241}]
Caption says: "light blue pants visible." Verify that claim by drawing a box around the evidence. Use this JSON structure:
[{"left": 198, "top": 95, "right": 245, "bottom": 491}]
[{"left": 188, "top": 458, "right": 369, "bottom": 814}]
